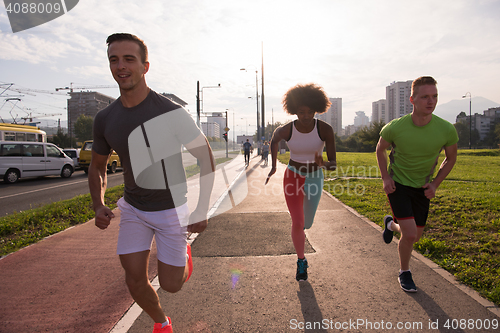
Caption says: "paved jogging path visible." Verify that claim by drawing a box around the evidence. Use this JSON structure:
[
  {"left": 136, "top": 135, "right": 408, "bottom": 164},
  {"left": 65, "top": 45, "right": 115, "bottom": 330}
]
[
  {"left": 0, "top": 154, "right": 498, "bottom": 332},
  {"left": 125, "top": 157, "right": 499, "bottom": 332}
]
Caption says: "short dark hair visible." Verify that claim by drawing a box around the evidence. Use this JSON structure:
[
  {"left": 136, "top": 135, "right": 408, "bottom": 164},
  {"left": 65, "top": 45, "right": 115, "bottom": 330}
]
[
  {"left": 106, "top": 33, "right": 148, "bottom": 63},
  {"left": 282, "top": 83, "right": 331, "bottom": 115},
  {"left": 411, "top": 76, "right": 437, "bottom": 97}
]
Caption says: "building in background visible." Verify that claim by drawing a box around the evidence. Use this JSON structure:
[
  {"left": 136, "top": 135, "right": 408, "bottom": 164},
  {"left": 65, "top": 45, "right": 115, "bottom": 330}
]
[
  {"left": 354, "top": 111, "right": 369, "bottom": 128},
  {"left": 343, "top": 124, "right": 356, "bottom": 137},
  {"left": 201, "top": 121, "right": 221, "bottom": 139},
  {"left": 372, "top": 99, "right": 387, "bottom": 124},
  {"left": 206, "top": 112, "right": 226, "bottom": 139},
  {"left": 67, "top": 91, "right": 116, "bottom": 141},
  {"left": 456, "top": 107, "right": 500, "bottom": 141},
  {"left": 386, "top": 80, "right": 413, "bottom": 121},
  {"left": 316, "top": 97, "right": 342, "bottom": 135}
]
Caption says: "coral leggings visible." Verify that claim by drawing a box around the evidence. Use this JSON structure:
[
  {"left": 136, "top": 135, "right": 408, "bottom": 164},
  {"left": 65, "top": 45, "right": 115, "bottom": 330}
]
[{"left": 283, "top": 165, "right": 324, "bottom": 258}]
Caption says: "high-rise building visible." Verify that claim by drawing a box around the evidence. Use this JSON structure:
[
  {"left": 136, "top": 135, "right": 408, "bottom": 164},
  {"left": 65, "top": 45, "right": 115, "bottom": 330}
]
[
  {"left": 316, "top": 97, "right": 342, "bottom": 135},
  {"left": 386, "top": 80, "right": 413, "bottom": 121},
  {"left": 207, "top": 112, "right": 226, "bottom": 139},
  {"left": 372, "top": 99, "right": 387, "bottom": 124},
  {"left": 354, "top": 111, "right": 369, "bottom": 128},
  {"left": 201, "top": 121, "right": 221, "bottom": 139},
  {"left": 67, "top": 91, "right": 116, "bottom": 141}
]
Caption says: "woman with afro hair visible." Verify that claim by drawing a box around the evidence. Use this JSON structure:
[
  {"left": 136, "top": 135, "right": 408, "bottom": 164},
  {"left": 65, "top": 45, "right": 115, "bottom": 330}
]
[{"left": 266, "top": 83, "right": 337, "bottom": 281}]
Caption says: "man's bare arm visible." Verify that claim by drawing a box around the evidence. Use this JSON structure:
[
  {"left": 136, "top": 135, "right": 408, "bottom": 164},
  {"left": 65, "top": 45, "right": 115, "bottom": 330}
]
[
  {"left": 88, "top": 150, "right": 115, "bottom": 229},
  {"left": 184, "top": 133, "right": 215, "bottom": 233},
  {"left": 376, "top": 137, "right": 396, "bottom": 194},
  {"left": 423, "top": 143, "right": 457, "bottom": 199}
]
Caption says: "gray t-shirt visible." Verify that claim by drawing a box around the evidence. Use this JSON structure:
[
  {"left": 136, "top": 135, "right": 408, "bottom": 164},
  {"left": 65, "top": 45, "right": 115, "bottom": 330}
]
[{"left": 93, "top": 90, "right": 201, "bottom": 211}]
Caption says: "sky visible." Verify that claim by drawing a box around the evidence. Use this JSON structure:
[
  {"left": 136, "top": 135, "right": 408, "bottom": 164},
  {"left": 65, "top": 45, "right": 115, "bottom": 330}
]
[{"left": 1, "top": 0, "right": 499, "bottom": 138}]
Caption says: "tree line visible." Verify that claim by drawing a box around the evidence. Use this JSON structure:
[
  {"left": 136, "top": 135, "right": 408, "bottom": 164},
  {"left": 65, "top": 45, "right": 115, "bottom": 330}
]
[
  {"left": 253, "top": 118, "right": 500, "bottom": 152},
  {"left": 49, "top": 114, "right": 500, "bottom": 152}
]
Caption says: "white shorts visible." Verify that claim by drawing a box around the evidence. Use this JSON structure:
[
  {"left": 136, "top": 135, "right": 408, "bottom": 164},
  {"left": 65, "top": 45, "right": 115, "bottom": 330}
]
[{"left": 116, "top": 197, "right": 189, "bottom": 267}]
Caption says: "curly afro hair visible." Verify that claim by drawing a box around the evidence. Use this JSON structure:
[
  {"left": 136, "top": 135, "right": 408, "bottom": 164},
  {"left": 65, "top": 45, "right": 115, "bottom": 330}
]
[{"left": 282, "top": 83, "right": 331, "bottom": 115}]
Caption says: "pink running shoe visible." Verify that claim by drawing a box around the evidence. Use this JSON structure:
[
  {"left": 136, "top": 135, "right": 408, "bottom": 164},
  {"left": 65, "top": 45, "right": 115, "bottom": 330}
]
[
  {"left": 186, "top": 243, "right": 193, "bottom": 282},
  {"left": 153, "top": 317, "right": 172, "bottom": 333}
]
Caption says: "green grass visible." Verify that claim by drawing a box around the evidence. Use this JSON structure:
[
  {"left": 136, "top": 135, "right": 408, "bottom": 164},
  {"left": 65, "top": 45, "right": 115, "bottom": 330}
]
[
  {"left": 0, "top": 184, "right": 124, "bottom": 256},
  {"left": 447, "top": 150, "right": 500, "bottom": 182},
  {"left": 0, "top": 157, "right": 233, "bottom": 257},
  {"left": 185, "top": 157, "right": 232, "bottom": 178},
  {"left": 279, "top": 149, "right": 500, "bottom": 305}
]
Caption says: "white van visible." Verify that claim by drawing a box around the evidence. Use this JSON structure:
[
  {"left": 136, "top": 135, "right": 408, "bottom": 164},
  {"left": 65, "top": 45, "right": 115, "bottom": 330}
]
[{"left": 0, "top": 141, "right": 74, "bottom": 183}]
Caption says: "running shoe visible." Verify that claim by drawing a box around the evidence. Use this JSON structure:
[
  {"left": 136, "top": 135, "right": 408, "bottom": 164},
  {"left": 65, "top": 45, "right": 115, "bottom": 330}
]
[
  {"left": 296, "top": 258, "right": 308, "bottom": 281},
  {"left": 186, "top": 243, "right": 193, "bottom": 282},
  {"left": 398, "top": 271, "right": 417, "bottom": 292},
  {"left": 383, "top": 215, "right": 394, "bottom": 244},
  {"left": 153, "top": 318, "right": 173, "bottom": 333}
]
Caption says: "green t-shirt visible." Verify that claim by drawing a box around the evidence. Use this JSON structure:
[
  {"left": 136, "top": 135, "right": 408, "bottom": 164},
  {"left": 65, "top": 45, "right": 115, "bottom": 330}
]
[{"left": 380, "top": 114, "right": 458, "bottom": 188}]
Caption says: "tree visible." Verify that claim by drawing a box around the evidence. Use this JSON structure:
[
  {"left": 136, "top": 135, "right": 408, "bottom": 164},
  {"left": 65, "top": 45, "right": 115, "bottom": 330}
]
[
  {"left": 253, "top": 121, "right": 283, "bottom": 143},
  {"left": 356, "top": 120, "right": 386, "bottom": 152},
  {"left": 454, "top": 121, "right": 480, "bottom": 148},
  {"left": 334, "top": 133, "right": 349, "bottom": 152},
  {"left": 49, "top": 127, "right": 76, "bottom": 148},
  {"left": 74, "top": 115, "right": 93, "bottom": 143},
  {"left": 206, "top": 136, "right": 225, "bottom": 150},
  {"left": 344, "top": 134, "right": 360, "bottom": 151},
  {"left": 454, "top": 121, "right": 469, "bottom": 148}
]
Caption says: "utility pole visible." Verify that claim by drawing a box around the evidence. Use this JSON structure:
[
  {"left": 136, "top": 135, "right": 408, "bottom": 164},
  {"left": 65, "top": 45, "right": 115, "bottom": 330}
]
[
  {"left": 225, "top": 110, "right": 228, "bottom": 158},
  {"left": 261, "top": 41, "right": 265, "bottom": 141},
  {"left": 196, "top": 81, "right": 200, "bottom": 128}
]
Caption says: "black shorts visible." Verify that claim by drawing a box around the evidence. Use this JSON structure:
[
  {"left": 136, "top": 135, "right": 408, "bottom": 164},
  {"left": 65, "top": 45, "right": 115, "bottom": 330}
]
[{"left": 387, "top": 181, "right": 430, "bottom": 227}]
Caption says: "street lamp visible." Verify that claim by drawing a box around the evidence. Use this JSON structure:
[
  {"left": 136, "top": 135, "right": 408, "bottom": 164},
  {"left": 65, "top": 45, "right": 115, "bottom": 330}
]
[
  {"left": 224, "top": 109, "right": 228, "bottom": 158},
  {"left": 240, "top": 67, "right": 260, "bottom": 146},
  {"left": 196, "top": 81, "right": 221, "bottom": 128},
  {"left": 462, "top": 92, "right": 471, "bottom": 149},
  {"left": 241, "top": 118, "right": 248, "bottom": 136}
]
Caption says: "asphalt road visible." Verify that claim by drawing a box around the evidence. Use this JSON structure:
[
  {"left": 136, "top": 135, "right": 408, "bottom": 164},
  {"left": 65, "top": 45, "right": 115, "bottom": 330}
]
[{"left": 0, "top": 170, "right": 125, "bottom": 216}]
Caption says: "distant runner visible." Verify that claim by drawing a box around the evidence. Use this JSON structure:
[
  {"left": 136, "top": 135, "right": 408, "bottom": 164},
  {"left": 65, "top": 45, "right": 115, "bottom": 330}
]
[
  {"left": 243, "top": 139, "right": 252, "bottom": 165},
  {"left": 262, "top": 141, "right": 270, "bottom": 166}
]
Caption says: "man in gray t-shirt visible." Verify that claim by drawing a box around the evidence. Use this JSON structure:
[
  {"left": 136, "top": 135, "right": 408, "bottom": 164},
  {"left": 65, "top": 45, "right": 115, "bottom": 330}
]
[{"left": 88, "top": 33, "right": 214, "bottom": 332}]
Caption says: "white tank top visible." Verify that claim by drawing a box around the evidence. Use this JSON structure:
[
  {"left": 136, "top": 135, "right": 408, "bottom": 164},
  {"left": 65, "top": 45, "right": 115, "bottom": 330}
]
[{"left": 287, "top": 120, "right": 325, "bottom": 163}]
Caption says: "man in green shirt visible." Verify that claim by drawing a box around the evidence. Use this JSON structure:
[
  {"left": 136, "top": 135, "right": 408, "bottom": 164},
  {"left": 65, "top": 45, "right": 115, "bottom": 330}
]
[{"left": 376, "top": 76, "right": 458, "bottom": 292}]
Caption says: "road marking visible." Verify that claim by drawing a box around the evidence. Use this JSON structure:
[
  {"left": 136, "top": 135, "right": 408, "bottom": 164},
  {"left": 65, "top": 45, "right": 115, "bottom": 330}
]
[{"left": 0, "top": 174, "right": 122, "bottom": 200}]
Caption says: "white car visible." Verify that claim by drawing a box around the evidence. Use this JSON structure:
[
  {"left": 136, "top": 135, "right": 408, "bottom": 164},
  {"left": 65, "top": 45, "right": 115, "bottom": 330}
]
[
  {"left": 0, "top": 141, "right": 74, "bottom": 183},
  {"left": 63, "top": 148, "right": 80, "bottom": 169}
]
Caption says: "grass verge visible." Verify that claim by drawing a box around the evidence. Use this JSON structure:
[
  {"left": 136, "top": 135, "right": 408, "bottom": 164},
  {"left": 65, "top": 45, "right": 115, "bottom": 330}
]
[
  {"left": 0, "top": 157, "right": 233, "bottom": 257},
  {"left": 279, "top": 150, "right": 500, "bottom": 305}
]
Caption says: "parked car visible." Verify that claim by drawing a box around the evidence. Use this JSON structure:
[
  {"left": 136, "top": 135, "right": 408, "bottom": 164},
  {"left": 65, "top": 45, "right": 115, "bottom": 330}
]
[
  {"left": 62, "top": 148, "right": 80, "bottom": 169},
  {"left": 79, "top": 140, "right": 121, "bottom": 174},
  {"left": 0, "top": 141, "right": 74, "bottom": 183}
]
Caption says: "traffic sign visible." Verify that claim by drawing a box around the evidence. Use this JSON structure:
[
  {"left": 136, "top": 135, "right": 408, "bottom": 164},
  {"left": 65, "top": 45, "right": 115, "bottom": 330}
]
[{"left": 224, "top": 127, "right": 230, "bottom": 132}]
